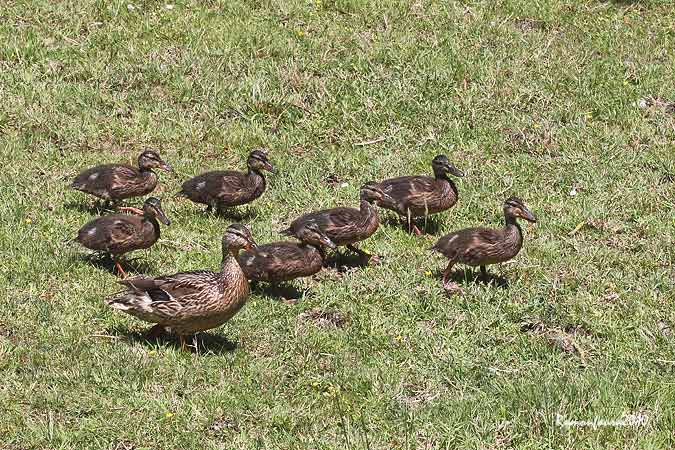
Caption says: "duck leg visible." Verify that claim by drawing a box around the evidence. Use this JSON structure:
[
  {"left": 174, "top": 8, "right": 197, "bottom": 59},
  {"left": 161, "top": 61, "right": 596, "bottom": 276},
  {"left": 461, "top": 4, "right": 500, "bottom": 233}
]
[
  {"left": 442, "top": 261, "right": 462, "bottom": 295},
  {"left": 192, "top": 335, "right": 200, "bottom": 355},
  {"left": 479, "top": 265, "right": 488, "bottom": 282},
  {"left": 114, "top": 257, "right": 128, "bottom": 278},
  {"left": 178, "top": 335, "right": 188, "bottom": 352},
  {"left": 405, "top": 209, "right": 422, "bottom": 235}
]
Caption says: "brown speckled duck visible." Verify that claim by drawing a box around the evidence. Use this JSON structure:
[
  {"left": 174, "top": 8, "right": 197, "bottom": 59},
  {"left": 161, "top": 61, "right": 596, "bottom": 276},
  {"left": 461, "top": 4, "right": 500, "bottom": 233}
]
[
  {"left": 76, "top": 197, "right": 171, "bottom": 278},
  {"left": 281, "top": 182, "right": 393, "bottom": 261},
  {"left": 374, "top": 154, "right": 464, "bottom": 234},
  {"left": 238, "top": 222, "right": 336, "bottom": 286},
  {"left": 178, "top": 149, "right": 274, "bottom": 213},
  {"left": 106, "top": 224, "right": 257, "bottom": 349},
  {"left": 72, "top": 150, "right": 172, "bottom": 213},
  {"left": 430, "top": 197, "right": 536, "bottom": 294}
]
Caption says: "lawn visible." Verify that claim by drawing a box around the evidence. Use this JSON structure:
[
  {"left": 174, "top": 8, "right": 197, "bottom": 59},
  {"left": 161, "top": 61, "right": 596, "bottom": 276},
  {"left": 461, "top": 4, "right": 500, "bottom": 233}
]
[{"left": 1, "top": 0, "right": 674, "bottom": 448}]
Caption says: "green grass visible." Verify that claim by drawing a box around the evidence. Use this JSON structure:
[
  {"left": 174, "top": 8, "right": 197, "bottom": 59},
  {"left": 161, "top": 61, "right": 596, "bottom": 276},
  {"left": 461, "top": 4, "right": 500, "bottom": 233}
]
[{"left": 1, "top": 0, "right": 675, "bottom": 448}]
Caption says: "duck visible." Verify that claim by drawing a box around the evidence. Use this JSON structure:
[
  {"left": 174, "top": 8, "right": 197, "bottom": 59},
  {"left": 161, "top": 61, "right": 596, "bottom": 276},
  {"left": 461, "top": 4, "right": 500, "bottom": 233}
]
[
  {"left": 281, "top": 182, "right": 393, "bottom": 261},
  {"left": 177, "top": 149, "right": 275, "bottom": 213},
  {"left": 238, "top": 222, "right": 336, "bottom": 287},
  {"left": 106, "top": 223, "right": 257, "bottom": 350},
  {"left": 374, "top": 154, "right": 464, "bottom": 234},
  {"left": 76, "top": 197, "right": 171, "bottom": 278},
  {"left": 429, "top": 196, "right": 536, "bottom": 294},
  {"left": 72, "top": 150, "right": 172, "bottom": 213}
]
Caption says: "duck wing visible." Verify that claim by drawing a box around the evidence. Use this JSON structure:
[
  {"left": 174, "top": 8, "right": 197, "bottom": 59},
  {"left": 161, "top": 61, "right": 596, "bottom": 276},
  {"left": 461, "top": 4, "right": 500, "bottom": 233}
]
[
  {"left": 72, "top": 164, "right": 143, "bottom": 199},
  {"left": 179, "top": 170, "right": 250, "bottom": 205},
  {"left": 431, "top": 227, "right": 503, "bottom": 261},
  {"left": 238, "top": 242, "right": 314, "bottom": 281},
  {"left": 107, "top": 271, "right": 219, "bottom": 322},
  {"left": 77, "top": 215, "right": 143, "bottom": 253},
  {"left": 289, "top": 208, "right": 362, "bottom": 242},
  {"left": 377, "top": 176, "right": 436, "bottom": 211}
]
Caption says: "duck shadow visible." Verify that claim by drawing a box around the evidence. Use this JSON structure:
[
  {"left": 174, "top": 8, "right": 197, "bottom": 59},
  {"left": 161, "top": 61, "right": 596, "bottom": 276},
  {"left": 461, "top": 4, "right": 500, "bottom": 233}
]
[
  {"left": 323, "top": 251, "right": 370, "bottom": 272},
  {"left": 77, "top": 253, "right": 153, "bottom": 277},
  {"left": 63, "top": 200, "right": 116, "bottom": 216},
  {"left": 445, "top": 268, "right": 509, "bottom": 289},
  {"left": 381, "top": 214, "right": 444, "bottom": 235},
  {"left": 210, "top": 206, "right": 258, "bottom": 221},
  {"left": 251, "top": 281, "right": 304, "bottom": 300},
  {"left": 106, "top": 326, "right": 238, "bottom": 354}
]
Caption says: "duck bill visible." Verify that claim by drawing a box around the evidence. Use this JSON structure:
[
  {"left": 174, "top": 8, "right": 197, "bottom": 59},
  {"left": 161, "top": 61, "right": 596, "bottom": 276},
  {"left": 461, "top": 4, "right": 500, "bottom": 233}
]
[
  {"left": 380, "top": 192, "right": 396, "bottom": 205},
  {"left": 263, "top": 161, "right": 276, "bottom": 173},
  {"left": 156, "top": 207, "right": 171, "bottom": 225},
  {"left": 447, "top": 164, "right": 465, "bottom": 177},
  {"left": 159, "top": 161, "right": 173, "bottom": 172},
  {"left": 321, "top": 236, "right": 337, "bottom": 250},
  {"left": 522, "top": 209, "right": 537, "bottom": 223}
]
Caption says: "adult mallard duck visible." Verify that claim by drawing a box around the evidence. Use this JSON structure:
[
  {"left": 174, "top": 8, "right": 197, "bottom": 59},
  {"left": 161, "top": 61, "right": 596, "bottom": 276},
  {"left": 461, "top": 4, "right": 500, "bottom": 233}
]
[
  {"left": 374, "top": 154, "right": 464, "bottom": 234},
  {"left": 281, "top": 182, "right": 393, "bottom": 261},
  {"left": 72, "top": 150, "right": 172, "bottom": 213},
  {"left": 106, "top": 224, "right": 257, "bottom": 350},
  {"left": 178, "top": 149, "right": 275, "bottom": 213},
  {"left": 238, "top": 222, "right": 336, "bottom": 286},
  {"left": 76, "top": 197, "right": 171, "bottom": 278},
  {"left": 430, "top": 197, "right": 536, "bottom": 294}
]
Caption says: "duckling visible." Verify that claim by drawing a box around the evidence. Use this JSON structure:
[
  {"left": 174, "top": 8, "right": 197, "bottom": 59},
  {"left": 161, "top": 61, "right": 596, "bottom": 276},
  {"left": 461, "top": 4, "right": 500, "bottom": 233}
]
[
  {"left": 238, "top": 222, "right": 336, "bottom": 287},
  {"left": 106, "top": 224, "right": 257, "bottom": 350},
  {"left": 72, "top": 150, "right": 172, "bottom": 213},
  {"left": 374, "top": 154, "right": 464, "bottom": 234},
  {"left": 178, "top": 149, "right": 275, "bottom": 213},
  {"left": 281, "top": 182, "right": 393, "bottom": 261},
  {"left": 430, "top": 197, "right": 536, "bottom": 293},
  {"left": 76, "top": 197, "right": 171, "bottom": 278}
]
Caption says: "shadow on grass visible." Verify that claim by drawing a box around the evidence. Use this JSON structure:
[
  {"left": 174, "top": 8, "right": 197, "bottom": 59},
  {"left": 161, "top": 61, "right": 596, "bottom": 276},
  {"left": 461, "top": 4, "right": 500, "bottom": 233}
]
[
  {"left": 251, "top": 281, "right": 304, "bottom": 300},
  {"left": 63, "top": 200, "right": 116, "bottom": 216},
  {"left": 380, "top": 214, "right": 444, "bottom": 235},
  {"left": 444, "top": 268, "right": 509, "bottom": 289},
  {"left": 323, "top": 250, "right": 371, "bottom": 272},
  {"left": 76, "top": 253, "right": 154, "bottom": 277},
  {"left": 107, "top": 325, "right": 238, "bottom": 354},
  {"left": 211, "top": 206, "right": 258, "bottom": 222}
]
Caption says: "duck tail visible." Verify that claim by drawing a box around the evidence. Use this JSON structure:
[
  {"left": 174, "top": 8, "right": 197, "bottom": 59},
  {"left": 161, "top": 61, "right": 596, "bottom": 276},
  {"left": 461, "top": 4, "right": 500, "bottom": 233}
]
[{"left": 280, "top": 227, "right": 292, "bottom": 236}]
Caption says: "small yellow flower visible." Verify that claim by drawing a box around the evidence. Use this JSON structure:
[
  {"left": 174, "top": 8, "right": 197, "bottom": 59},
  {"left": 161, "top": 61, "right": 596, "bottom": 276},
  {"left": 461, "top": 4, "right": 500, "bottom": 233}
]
[
  {"left": 25, "top": 217, "right": 32, "bottom": 225},
  {"left": 165, "top": 412, "right": 174, "bottom": 418},
  {"left": 148, "top": 350, "right": 157, "bottom": 357},
  {"left": 424, "top": 270, "right": 432, "bottom": 277},
  {"left": 395, "top": 335, "right": 403, "bottom": 343},
  {"left": 295, "top": 30, "right": 304, "bottom": 38}
]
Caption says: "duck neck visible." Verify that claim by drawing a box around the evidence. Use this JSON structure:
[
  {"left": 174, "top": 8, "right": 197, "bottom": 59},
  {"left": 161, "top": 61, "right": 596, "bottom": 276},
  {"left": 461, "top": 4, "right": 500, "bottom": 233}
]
[
  {"left": 443, "top": 174, "right": 459, "bottom": 197},
  {"left": 143, "top": 214, "right": 161, "bottom": 238},
  {"left": 220, "top": 246, "right": 243, "bottom": 278},
  {"left": 503, "top": 214, "right": 523, "bottom": 248},
  {"left": 247, "top": 167, "right": 266, "bottom": 189},
  {"left": 359, "top": 199, "right": 378, "bottom": 225}
]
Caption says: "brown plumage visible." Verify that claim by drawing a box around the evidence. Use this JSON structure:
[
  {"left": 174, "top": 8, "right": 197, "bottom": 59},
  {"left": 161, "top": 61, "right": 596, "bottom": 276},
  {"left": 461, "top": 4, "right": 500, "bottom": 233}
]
[
  {"left": 280, "top": 182, "right": 393, "bottom": 260},
  {"left": 374, "top": 155, "right": 464, "bottom": 234},
  {"left": 238, "top": 222, "right": 336, "bottom": 284},
  {"left": 430, "top": 197, "right": 537, "bottom": 292},
  {"left": 178, "top": 149, "right": 274, "bottom": 213},
  {"left": 106, "top": 224, "right": 257, "bottom": 349},
  {"left": 71, "top": 150, "right": 171, "bottom": 208},
  {"left": 76, "top": 197, "right": 171, "bottom": 277}
]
